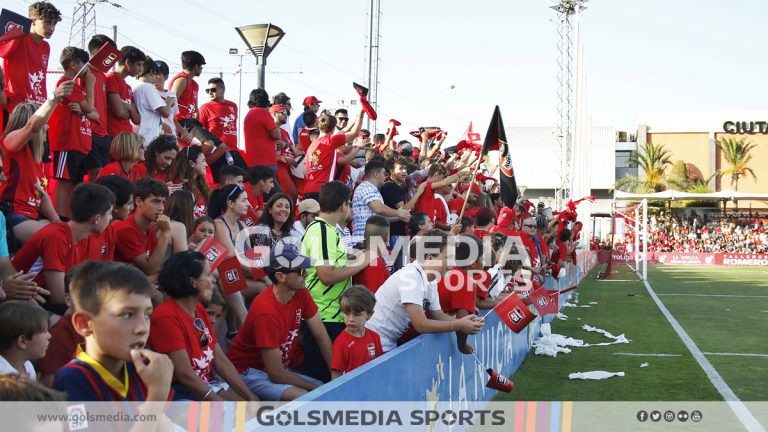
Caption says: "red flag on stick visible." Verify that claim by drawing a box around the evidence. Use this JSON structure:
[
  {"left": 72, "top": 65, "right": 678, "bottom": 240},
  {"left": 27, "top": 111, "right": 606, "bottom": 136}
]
[
  {"left": 558, "top": 285, "right": 577, "bottom": 294},
  {"left": 198, "top": 237, "right": 227, "bottom": 271},
  {"left": 218, "top": 256, "right": 247, "bottom": 295},
  {"left": 88, "top": 41, "right": 123, "bottom": 74},
  {"left": 494, "top": 294, "right": 536, "bottom": 333},
  {"left": 530, "top": 288, "right": 558, "bottom": 316},
  {"left": 486, "top": 368, "right": 515, "bottom": 392},
  {"left": 0, "top": 9, "right": 30, "bottom": 43},
  {"left": 353, "top": 82, "right": 377, "bottom": 120}
]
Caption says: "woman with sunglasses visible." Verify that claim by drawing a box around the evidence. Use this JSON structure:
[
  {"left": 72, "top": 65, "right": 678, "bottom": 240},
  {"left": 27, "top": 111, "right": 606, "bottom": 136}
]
[{"left": 149, "top": 251, "right": 258, "bottom": 401}]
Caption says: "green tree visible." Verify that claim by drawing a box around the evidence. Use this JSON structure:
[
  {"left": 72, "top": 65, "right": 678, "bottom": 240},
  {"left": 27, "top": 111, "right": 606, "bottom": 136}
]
[
  {"left": 716, "top": 137, "right": 758, "bottom": 191},
  {"left": 614, "top": 142, "right": 673, "bottom": 192}
]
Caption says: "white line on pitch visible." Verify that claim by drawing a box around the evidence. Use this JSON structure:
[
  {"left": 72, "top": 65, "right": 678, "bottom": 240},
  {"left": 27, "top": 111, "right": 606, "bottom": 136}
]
[
  {"left": 656, "top": 294, "right": 768, "bottom": 298},
  {"left": 613, "top": 353, "right": 682, "bottom": 357},
  {"left": 642, "top": 277, "right": 766, "bottom": 432},
  {"left": 702, "top": 352, "right": 768, "bottom": 358}
]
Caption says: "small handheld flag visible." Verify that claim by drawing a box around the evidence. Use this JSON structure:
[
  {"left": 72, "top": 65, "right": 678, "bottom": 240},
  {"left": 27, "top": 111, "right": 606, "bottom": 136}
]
[{"left": 0, "top": 9, "right": 30, "bottom": 43}]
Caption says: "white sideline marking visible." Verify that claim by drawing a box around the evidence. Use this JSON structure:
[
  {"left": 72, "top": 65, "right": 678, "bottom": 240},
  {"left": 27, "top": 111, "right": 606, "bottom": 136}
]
[
  {"left": 657, "top": 293, "right": 768, "bottom": 299},
  {"left": 703, "top": 352, "right": 768, "bottom": 358},
  {"left": 596, "top": 279, "right": 636, "bottom": 282},
  {"left": 613, "top": 353, "right": 682, "bottom": 357},
  {"left": 642, "top": 277, "right": 766, "bottom": 432}
]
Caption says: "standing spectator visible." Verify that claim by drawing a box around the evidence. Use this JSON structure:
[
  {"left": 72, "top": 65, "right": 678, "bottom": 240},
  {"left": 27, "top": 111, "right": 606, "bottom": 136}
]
[
  {"left": 0, "top": 2, "right": 62, "bottom": 117},
  {"left": 105, "top": 46, "right": 144, "bottom": 138},
  {"left": 170, "top": 51, "right": 206, "bottom": 121},
  {"left": 303, "top": 110, "right": 364, "bottom": 200},
  {"left": 243, "top": 89, "right": 281, "bottom": 175},
  {"left": 270, "top": 104, "right": 302, "bottom": 200},
  {"left": 299, "top": 181, "right": 370, "bottom": 381},
  {"left": 352, "top": 215, "right": 391, "bottom": 293},
  {"left": 227, "top": 245, "right": 331, "bottom": 401},
  {"left": 133, "top": 58, "right": 172, "bottom": 147},
  {"left": 380, "top": 156, "right": 426, "bottom": 271},
  {"left": 49, "top": 47, "right": 95, "bottom": 219},
  {"left": 292, "top": 96, "right": 322, "bottom": 144},
  {"left": 366, "top": 231, "right": 484, "bottom": 352},
  {"left": 330, "top": 286, "right": 383, "bottom": 378},
  {"left": 351, "top": 159, "right": 410, "bottom": 242},
  {"left": 0, "top": 81, "right": 73, "bottom": 244},
  {"left": 150, "top": 251, "right": 257, "bottom": 401},
  {"left": 272, "top": 92, "right": 292, "bottom": 135},
  {"left": 85, "top": 34, "right": 116, "bottom": 180}
]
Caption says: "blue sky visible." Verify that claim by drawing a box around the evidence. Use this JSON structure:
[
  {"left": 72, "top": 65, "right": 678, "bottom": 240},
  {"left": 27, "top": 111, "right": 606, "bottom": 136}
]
[{"left": 19, "top": 0, "right": 768, "bottom": 138}]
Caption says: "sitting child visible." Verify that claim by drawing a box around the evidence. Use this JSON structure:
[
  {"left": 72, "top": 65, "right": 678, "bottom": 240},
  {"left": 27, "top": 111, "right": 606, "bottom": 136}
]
[{"left": 0, "top": 301, "right": 50, "bottom": 380}]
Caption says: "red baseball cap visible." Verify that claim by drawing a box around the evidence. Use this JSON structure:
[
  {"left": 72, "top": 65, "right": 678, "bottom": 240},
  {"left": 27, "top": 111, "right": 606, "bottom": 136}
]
[
  {"left": 303, "top": 96, "right": 322, "bottom": 106},
  {"left": 269, "top": 104, "right": 286, "bottom": 114}
]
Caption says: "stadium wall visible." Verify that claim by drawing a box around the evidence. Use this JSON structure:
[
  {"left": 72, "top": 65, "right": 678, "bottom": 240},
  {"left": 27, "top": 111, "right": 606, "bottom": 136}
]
[
  {"left": 597, "top": 251, "right": 768, "bottom": 267},
  {"left": 298, "top": 250, "right": 598, "bottom": 402}
]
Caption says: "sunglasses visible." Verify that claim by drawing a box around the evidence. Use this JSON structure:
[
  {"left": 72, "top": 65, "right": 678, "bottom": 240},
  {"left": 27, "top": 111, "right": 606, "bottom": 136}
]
[
  {"left": 336, "top": 117, "right": 349, "bottom": 122},
  {"left": 523, "top": 224, "right": 536, "bottom": 228},
  {"left": 193, "top": 317, "right": 210, "bottom": 348},
  {"left": 205, "top": 88, "right": 219, "bottom": 94}
]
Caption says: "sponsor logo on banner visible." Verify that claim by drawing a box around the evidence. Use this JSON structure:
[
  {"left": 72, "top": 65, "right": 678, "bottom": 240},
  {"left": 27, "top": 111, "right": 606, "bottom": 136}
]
[{"left": 722, "top": 254, "right": 768, "bottom": 267}]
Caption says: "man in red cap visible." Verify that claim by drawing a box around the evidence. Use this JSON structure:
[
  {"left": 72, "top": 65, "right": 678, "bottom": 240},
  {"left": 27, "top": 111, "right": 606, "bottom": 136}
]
[{"left": 292, "top": 95, "right": 321, "bottom": 144}]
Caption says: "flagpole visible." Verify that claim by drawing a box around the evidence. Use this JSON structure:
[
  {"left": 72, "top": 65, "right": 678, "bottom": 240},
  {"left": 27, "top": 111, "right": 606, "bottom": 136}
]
[{"left": 457, "top": 156, "right": 484, "bottom": 223}]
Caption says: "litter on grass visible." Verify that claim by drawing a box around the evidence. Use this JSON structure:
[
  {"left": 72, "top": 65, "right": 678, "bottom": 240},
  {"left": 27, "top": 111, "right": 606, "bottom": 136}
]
[
  {"left": 589, "top": 301, "right": 598, "bottom": 305},
  {"left": 562, "top": 302, "right": 591, "bottom": 308},
  {"left": 640, "top": 363, "right": 650, "bottom": 368},
  {"left": 556, "top": 313, "right": 568, "bottom": 320},
  {"left": 569, "top": 371, "right": 625, "bottom": 380},
  {"left": 581, "top": 325, "right": 631, "bottom": 345}
]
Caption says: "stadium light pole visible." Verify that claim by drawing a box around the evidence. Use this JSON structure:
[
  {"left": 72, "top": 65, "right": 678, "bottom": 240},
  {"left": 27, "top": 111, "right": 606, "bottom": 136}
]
[{"left": 235, "top": 23, "right": 286, "bottom": 90}]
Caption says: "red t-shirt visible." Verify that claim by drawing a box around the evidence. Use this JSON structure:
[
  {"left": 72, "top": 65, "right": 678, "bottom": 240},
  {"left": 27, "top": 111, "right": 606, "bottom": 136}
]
[
  {"left": 352, "top": 257, "right": 391, "bottom": 294},
  {"left": 0, "top": 137, "right": 47, "bottom": 219},
  {"left": 298, "top": 128, "right": 313, "bottom": 152},
  {"left": 37, "top": 314, "right": 84, "bottom": 376},
  {"left": 437, "top": 267, "right": 477, "bottom": 315},
  {"left": 90, "top": 69, "right": 109, "bottom": 136},
  {"left": 304, "top": 134, "right": 346, "bottom": 194},
  {"left": 330, "top": 329, "right": 383, "bottom": 374},
  {"left": 434, "top": 194, "right": 448, "bottom": 225},
  {"left": 227, "top": 287, "right": 318, "bottom": 372},
  {"left": 169, "top": 72, "right": 198, "bottom": 121},
  {"left": 553, "top": 239, "right": 568, "bottom": 262},
  {"left": 277, "top": 129, "right": 295, "bottom": 165},
  {"left": 199, "top": 100, "right": 238, "bottom": 148},
  {"left": 243, "top": 107, "right": 277, "bottom": 166},
  {"left": 0, "top": 34, "right": 49, "bottom": 113},
  {"left": 80, "top": 223, "right": 118, "bottom": 261},
  {"left": 105, "top": 72, "right": 135, "bottom": 137},
  {"left": 149, "top": 301, "right": 218, "bottom": 383},
  {"left": 11, "top": 222, "right": 85, "bottom": 288},
  {"left": 447, "top": 196, "right": 479, "bottom": 219},
  {"left": 97, "top": 161, "right": 145, "bottom": 181},
  {"left": 49, "top": 76, "right": 92, "bottom": 153},
  {"left": 474, "top": 229, "right": 489, "bottom": 239},
  {"left": 113, "top": 216, "right": 158, "bottom": 264},
  {"left": 414, "top": 181, "right": 437, "bottom": 223}
]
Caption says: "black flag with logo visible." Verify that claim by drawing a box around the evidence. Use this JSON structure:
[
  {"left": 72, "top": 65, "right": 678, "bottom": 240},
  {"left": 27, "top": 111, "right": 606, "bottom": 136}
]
[{"left": 482, "top": 105, "right": 517, "bottom": 207}]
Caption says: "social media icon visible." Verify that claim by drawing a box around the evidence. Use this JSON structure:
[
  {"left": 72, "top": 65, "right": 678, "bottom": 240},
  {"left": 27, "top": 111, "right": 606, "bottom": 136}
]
[
  {"left": 664, "top": 411, "right": 675, "bottom": 422},
  {"left": 637, "top": 411, "right": 648, "bottom": 422},
  {"left": 650, "top": 411, "right": 661, "bottom": 422},
  {"left": 678, "top": 411, "right": 689, "bottom": 422},
  {"left": 691, "top": 410, "right": 703, "bottom": 422}
]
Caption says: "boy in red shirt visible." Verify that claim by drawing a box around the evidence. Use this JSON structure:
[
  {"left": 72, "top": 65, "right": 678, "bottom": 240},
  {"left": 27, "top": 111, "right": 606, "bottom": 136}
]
[
  {"left": 11, "top": 183, "right": 116, "bottom": 316},
  {"left": 352, "top": 215, "right": 391, "bottom": 293},
  {"left": 85, "top": 34, "right": 116, "bottom": 179},
  {"left": 113, "top": 178, "right": 171, "bottom": 280},
  {"left": 415, "top": 164, "right": 471, "bottom": 223},
  {"left": 170, "top": 50, "right": 205, "bottom": 121},
  {"left": 105, "top": 46, "right": 144, "bottom": 138},
  {"left": 331, "top": 286, "right": 383, "bottom": 379},
  {"left": 0, "top": 2, "right": 61, "bottom": 117},
  {"left": 49, "top": 46, "right": 96, "bottom": 219}
]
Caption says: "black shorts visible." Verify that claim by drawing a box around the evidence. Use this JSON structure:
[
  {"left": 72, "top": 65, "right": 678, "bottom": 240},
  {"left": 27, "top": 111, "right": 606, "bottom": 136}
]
[
  {"left": 53, "top": 150, "right": 88, "bottom": 184},
  {"left": 86, "top": 134, "right": 112, "bottom": 169}
]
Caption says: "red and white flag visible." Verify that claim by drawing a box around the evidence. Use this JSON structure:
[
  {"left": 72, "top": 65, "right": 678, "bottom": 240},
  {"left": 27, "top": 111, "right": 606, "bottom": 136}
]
[
  {"left": 218, "top": 256, "right": 247, "bottom": 295},
  {"left": 493, "top": 293, "right": 536, "bottom": 333},
  {"left": 198, "top": 237, "right": 227, "bottom": 271},
  {"left": 88, "top": 41, "right": 122, "bottom": 73}
]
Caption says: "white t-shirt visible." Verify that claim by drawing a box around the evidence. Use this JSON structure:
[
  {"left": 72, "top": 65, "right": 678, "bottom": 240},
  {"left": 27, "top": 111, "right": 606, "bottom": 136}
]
[
  {"left": 0, "top": 355, "right": 37, "bottom": 380},
  {"left": 366, "top": 260, "right": 442, "bottom": 352},
  {"left": 133, "top": 82, "right": 166, "bottom": 147}
]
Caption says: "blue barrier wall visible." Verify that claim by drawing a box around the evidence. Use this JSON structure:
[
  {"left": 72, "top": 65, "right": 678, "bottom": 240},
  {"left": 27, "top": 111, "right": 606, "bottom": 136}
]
[{"left": 299, "top": 253, "right": 596, "bottom": 402}]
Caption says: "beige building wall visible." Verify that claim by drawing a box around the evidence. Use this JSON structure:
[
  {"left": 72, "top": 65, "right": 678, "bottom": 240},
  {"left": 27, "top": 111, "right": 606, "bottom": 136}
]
[{"left": 647, "top": 132, "right": 713, "bottom": 179}]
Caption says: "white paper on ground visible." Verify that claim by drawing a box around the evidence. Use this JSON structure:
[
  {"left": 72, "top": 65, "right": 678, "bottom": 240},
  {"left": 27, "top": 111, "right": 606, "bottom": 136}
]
[
  {"left": 562, "top": 302, "right": 591, "bottom": 308},
  {"left": 533, "top": 333, "right": 586, "bottom": 357},
  {"left": 640, "top": 363, "right": 650, "bottom": 368},
  {"left": 569, "top": 371, "right": 625, "bottom": 380},
  {"left": 589, "top": 301, "right": 598, "bottom": 305},
  {"left": 540, "top": 323, "right": 552, "bottom": 336},
  {"left": 556, "top": 313, "right": 568, "bottom": 320},
  {"left": 580, "top": 324, "right": 631, "bottom": 346}
]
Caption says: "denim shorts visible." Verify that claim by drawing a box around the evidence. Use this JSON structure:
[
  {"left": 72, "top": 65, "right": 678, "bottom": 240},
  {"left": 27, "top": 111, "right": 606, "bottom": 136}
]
[{"left": 239, "top": 367, "right": 322, "bottom": 401}]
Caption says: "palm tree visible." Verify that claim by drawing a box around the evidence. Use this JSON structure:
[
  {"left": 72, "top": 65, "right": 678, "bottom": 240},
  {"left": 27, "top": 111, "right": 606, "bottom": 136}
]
[
  {"left": 716, "top": 137, "right": 758, "bottom": 191},
  {"left": 614, "top": 142, "right": 673, "bottom": 192}
]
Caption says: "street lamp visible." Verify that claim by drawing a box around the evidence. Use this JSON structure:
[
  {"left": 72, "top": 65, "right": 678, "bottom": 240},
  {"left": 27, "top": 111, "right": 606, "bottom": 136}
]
[
  {"left": 229, "top": 48, "right": 246, "bottom": 148},
  {"left": 234, "top": 23, "right": 285, "bottom": 90}
]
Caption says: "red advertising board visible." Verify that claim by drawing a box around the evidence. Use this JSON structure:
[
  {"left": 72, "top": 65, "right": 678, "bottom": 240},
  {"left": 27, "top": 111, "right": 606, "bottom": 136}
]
[{"left": 595, "top": 251, "right": 768, "bottom": 267}]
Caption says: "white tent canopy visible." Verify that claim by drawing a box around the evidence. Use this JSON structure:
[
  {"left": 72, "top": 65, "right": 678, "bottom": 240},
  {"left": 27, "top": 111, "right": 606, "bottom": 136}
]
[{"left": 614, "top": 190, "right": 768, "bottom": 201}]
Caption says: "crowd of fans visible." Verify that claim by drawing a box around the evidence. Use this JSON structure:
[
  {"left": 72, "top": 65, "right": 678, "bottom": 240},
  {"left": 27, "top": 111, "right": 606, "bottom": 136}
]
[{"left": 0, "top": 3, "right": 585, "bottom": 406}]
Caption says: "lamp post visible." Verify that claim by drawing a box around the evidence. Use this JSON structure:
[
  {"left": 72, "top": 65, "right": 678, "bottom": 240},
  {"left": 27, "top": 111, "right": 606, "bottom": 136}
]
[
  {"left": 229, "top": 48, "right": 245, "bottom": 148},
  {"left": 234, "top": 23, "right": 285, "bottom": 90}
]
